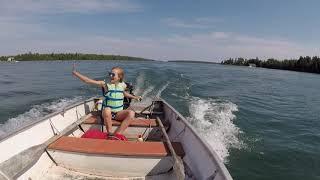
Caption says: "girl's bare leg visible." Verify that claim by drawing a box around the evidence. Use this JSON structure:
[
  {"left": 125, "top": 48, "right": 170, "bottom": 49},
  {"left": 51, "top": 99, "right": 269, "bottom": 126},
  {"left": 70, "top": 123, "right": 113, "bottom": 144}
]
[
  {"left": 102, "top": 108, "right": 113, "bottom": 134},
  {"left": 114, "top": 110, "right": 135, "bottom": 134}
]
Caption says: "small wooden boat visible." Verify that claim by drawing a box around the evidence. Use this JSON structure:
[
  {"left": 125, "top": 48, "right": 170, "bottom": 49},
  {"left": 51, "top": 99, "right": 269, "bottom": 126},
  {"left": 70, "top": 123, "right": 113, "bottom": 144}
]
[{"left": 0, "top": 97, "right": 233, "bottom": 180}]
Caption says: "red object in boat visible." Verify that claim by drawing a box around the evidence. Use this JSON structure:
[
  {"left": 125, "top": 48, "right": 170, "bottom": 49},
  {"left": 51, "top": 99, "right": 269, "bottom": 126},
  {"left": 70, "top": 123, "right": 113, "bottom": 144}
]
[
  {"left": 81, "top": 129, "right": 127, "bottom": 141},
  {"left": 108, "top": 133, "right": 128, "bottom": 141},
  {"left": 81, "top": 129, "right": 107, "bottom": 139}
]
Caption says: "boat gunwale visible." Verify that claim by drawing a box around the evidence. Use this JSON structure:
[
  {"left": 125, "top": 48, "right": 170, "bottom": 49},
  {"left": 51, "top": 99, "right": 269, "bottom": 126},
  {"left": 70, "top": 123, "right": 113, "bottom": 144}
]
[
  {"left": 160, "top": 98, "right": 233, "bottom": 180},
  {"left": 0, "top": 96, "right": 97, "bottom": 143}
]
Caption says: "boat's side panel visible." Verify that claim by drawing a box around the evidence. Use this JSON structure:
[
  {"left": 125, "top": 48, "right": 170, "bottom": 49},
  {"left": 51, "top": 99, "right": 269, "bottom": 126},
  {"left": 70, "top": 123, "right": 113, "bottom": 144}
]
[
  {"left": 52, "top": 103, "right": 89, "bottom": 133},
  {"left": 0, "top": 119, "right": 54, "bottom": 163},
  {"left": 162, "top": 100, "right": 233, "bottom": 180},
  {"left": 48, "top": 150, "right": 174, "bottom": 177},
  {"left": 0, "top": 100, "right": 94, "bottom": 164},
  {"left": 17, "top": 153, "right": 54, "bottom": 180}
]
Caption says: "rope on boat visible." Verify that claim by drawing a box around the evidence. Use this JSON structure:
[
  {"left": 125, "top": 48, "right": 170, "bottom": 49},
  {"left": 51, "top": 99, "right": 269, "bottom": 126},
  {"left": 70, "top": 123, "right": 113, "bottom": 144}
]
[
  {"left": 138, "top": 100, "right": 156, "bottom": 141},
  {"left": 45, "top": 149, "right": 58, "bottom": 166},
  {"left": 137, "top": 98, "right": 156, "bottom": 116},
  {"left": 156, "top": 116, "right": 185, "bottom": 180},
  {"left": 49, "top": 118, "right": 60, "bottom": 135},
  {"left": 141, "top": 122, "right": 152, "bottom": 141}
]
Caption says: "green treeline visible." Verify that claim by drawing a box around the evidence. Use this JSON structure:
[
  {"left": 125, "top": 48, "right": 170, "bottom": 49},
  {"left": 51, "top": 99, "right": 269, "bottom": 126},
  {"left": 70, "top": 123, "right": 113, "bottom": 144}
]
[
  {"left": 221, "top": 56, "right": 320, "bottom": 74},
  {"left": 0, "top": 53, "right": 152, "bottom": 61}
]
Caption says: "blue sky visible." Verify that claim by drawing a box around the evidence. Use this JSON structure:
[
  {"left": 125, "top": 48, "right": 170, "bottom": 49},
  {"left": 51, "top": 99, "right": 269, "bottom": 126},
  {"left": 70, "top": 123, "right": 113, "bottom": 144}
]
[{"left": 0, "top": 0, "right": 319, "bottom": 61}]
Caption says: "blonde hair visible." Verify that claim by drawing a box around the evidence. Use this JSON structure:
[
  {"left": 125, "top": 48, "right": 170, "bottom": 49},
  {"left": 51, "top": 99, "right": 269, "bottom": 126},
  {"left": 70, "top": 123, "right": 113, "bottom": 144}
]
[{"left": 112, "top": 67, "right": 124, "bottom": 82}]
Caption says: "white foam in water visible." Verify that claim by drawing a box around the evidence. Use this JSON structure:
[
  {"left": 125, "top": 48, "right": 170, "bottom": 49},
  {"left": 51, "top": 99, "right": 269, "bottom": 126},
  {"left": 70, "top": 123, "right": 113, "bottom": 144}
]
[
  {"left": 187, "top": 97, "right": 244, "bottom": 163},
  {"left": 156, "top": 82, "right": 169, "bottom": 98},
  {"left": 137, "top": 82, "right": 169, "bottom": 105},
  {"left": 131, "top": 70, "right": 170, "bottom": 106},
  {"left": 141, "top": 85, "right": 155, "bottom": 98},
  {"left": 133, "top": 72, "right": 145, "bottom": 95},
  {"left": 0, "top": 96, "right": 83, "bottom": 138}
]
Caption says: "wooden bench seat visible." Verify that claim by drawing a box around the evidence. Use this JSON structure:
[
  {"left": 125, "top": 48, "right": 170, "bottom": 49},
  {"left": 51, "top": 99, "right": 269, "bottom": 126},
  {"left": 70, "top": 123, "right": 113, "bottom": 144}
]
[
  {"left": 48, "top": 136, "right": 185, "bottom": 157},
  {"left": 83, "top": 114, "right": 158, "bottom": 127}
]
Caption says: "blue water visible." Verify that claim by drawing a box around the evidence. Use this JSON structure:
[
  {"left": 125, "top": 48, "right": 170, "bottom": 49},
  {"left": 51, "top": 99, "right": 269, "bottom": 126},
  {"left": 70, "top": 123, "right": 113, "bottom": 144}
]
[{"left": 0, "top": 61, "right": 319, "bottom": 180}]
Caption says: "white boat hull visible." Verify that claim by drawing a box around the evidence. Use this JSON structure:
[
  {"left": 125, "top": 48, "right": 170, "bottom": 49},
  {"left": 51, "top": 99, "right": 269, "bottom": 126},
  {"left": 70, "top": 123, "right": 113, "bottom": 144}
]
[{"left": 0, "top": 97, "right": 233, "bottom": 180}]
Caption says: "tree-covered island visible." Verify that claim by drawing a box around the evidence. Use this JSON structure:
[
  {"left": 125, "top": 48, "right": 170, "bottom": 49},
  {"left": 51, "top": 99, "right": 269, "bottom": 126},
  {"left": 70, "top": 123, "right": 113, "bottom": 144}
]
[
  {"left": 0, "top": 53, "right": 153, "bottom": 61},
  {"left": 221, "top": 56, "right": 320, "bottom": 74}
]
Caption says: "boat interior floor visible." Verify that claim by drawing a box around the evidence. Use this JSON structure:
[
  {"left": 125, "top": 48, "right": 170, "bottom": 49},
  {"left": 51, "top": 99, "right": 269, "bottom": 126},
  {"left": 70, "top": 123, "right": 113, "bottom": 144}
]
[
  {"left": 77, "top": 112, "right": 167, "bottom": 141},
  {"left": 42, "top": 164, "right": 178, "bottom": 180}
]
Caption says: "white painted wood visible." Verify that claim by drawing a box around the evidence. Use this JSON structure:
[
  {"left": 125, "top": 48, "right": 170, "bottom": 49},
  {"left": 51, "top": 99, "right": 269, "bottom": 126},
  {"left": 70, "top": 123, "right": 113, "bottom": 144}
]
[
  {"left": 47, "top": 150, "right": 174, "bottom": 177},
  {"left": 0, "top": 119, "right": 54, "bottom": 163},
  {"left": 0, "top": 99, "right": 94, "bottom": 164},
  {"left": 18, "top": 153, "right": 54, "bottom": 180}
]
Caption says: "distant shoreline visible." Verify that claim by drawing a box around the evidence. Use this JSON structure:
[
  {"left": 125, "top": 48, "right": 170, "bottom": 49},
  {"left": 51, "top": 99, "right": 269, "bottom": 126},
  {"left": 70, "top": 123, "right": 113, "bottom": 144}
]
[
  {"left": 221, "top": 56, "right": 320, "bottom": 74},
  {"left": 0, "top": 53, "right": 154, "bottom": 61},
  {"left": 168, "top": 60, "right": 219, "bottom": 64}
]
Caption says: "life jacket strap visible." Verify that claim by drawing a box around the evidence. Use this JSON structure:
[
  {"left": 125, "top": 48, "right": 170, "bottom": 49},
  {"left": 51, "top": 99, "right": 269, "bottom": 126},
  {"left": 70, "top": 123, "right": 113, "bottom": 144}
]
[
  {"left": 105, "top": 97, "right": 124, "bottom": 101},
  {"left": 108, "top": 90, "right": 124, "bottom": 93},
  {"left": 105, "top": 104, "right": 124, "bottom": 109}
]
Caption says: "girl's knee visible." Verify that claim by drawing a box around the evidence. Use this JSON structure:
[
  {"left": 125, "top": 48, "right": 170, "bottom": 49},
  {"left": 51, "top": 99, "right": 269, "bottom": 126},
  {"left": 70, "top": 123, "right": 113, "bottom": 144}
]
[
  {"left": 103, "top": 108, "right": 112, "bottom": 116},
  {"left": 128, "top": 110, "right": 135, "bottom": 118}
]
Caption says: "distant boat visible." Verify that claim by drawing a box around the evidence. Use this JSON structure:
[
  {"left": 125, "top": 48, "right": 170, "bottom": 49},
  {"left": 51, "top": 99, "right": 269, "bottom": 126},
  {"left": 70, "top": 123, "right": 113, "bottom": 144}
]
[
  {"left": 6, "top": 57, "right": 19, "bottom": 63},
  {"left": 248, "top": 63, "right": 256, "bottom": 68},
  {"left": 7, "top": 57, "right": 15, "bottom": 62},
  {"left": 0, "top": 98, "right": 232, "bottom": 180}
]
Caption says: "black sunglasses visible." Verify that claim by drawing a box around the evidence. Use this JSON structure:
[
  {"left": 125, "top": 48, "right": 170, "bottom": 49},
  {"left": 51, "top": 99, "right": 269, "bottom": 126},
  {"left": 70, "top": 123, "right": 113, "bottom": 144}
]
[{"left": 108, "top": 72, "right": 116, "bottom": 77}]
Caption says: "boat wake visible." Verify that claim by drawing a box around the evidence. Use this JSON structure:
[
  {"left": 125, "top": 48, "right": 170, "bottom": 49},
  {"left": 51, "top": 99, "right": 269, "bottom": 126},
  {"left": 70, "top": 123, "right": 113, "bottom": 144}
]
[
  {"left": 186, "top": 97, "right": 245, "bottom": 163},
  {"left": 130, "top": 71, "right": 244, "bottom": 162},
  {"left": 156, "top": 82, "right": 169, "bottom": 98},
  {"left": 133, "top": 72, "right": 146, "bottom": 96},
  {"left": 132, "top": 71, "right": 169, "bottom": 105},
  {"left": 0, "top": 96, "right": 83, "bottom": 139}
]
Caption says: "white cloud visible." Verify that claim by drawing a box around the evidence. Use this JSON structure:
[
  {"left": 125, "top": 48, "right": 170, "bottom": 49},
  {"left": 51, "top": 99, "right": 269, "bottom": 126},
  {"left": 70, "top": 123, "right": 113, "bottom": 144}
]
[
  {"left": 0, "top": 2, "right": 317, "bottom": 61},
  {"left": 0, "top": 0, "right": 142, "bottom": 50},
  {"left": 0, "top": 0, "right": 141, "bottom": 15},
  {"left": 162, "top": 17, "right": 223, "bottom": 29},
  {"left": 164, "top": 32, "right": 317, "bottom": 60},
  {"left": 1, "top": 30, "right": 317, "bottom": 61},
  {"left": 195, "top": 17, "right": 223, "bottom": 24},
  {"left": 211, "top": 32, "right": 229, "bottom": 39}
]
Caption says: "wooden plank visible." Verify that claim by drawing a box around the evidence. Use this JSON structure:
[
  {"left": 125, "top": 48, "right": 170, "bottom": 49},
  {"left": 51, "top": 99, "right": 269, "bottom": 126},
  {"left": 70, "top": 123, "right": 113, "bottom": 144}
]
[{"left": 48, "top": 136, "right": 185, "bottom": 157}]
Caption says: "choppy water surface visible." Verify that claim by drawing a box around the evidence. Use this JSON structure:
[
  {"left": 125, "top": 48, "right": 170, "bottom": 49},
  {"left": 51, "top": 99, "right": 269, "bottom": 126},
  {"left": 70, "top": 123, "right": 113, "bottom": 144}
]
[{"left": 0, "top": 61, "right": 319, "bottom": 180}]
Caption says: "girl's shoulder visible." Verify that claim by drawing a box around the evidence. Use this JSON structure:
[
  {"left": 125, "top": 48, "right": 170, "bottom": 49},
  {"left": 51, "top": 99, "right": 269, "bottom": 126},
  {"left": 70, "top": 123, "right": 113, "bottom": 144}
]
[
  {"left": 119, "top": 82, "right": 127, "bottom": 89},
  {"left": 106, "top": 82, "right": 126, "bottom": 90}
]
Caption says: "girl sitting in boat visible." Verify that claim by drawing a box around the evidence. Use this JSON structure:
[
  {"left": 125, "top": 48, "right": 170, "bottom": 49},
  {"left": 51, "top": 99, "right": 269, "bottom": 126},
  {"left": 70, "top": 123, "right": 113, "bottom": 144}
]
[{"left": 72, "top": 65, "right": 141, "bottom": 140}]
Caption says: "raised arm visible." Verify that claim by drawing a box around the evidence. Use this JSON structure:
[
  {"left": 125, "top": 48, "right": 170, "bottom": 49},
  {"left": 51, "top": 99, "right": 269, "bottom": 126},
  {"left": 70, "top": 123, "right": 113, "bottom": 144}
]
[{"left": 72, "top": 63, "right": 105, "bottom": 87}]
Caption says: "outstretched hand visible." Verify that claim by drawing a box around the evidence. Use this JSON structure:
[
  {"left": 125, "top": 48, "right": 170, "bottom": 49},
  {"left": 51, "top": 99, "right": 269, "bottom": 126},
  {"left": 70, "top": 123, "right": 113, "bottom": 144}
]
[
  {"left": 136, "top": 96, "right": 143, "bottom": 101},
  {"left": 72, "top": 62, "right": 77, "bottom": 76}
]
